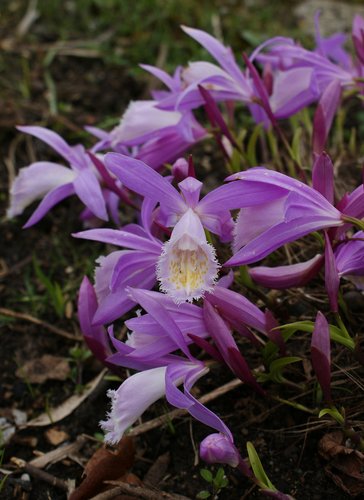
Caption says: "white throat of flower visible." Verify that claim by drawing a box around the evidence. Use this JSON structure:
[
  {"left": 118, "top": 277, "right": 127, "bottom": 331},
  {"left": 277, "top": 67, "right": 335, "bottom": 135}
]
[{"left": 157, "top": 208, "right": 220, "bottom": 303}]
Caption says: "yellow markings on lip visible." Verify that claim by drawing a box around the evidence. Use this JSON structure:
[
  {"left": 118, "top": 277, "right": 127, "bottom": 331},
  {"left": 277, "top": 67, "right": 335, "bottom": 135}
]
[{"left": 169, "top": 246, "right": 209, "bottom": 293}]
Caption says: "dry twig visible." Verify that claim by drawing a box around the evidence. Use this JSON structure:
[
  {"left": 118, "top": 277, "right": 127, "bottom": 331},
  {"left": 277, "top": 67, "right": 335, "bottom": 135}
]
[
  {"left": 0, "top": 307, "right": 82, "bottom": 341},
  {"left": 91, "top": 480, "right": 191, "bottom": 500}
]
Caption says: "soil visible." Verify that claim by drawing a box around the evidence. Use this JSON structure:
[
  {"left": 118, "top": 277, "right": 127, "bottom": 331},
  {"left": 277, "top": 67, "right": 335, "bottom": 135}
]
[{"left": 1, "top": 10, "right": 364, "bottom": 500}]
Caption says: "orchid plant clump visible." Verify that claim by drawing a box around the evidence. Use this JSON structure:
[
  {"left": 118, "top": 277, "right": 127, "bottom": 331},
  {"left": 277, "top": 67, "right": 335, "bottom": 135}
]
[{"left": 8, "top": 12, "right": 364, "bottom": 498}]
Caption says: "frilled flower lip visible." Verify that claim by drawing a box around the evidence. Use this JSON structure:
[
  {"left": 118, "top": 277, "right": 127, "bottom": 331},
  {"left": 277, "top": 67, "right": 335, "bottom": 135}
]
[{"left": 156, "top": 208, "right": 220, "bottom": 303}]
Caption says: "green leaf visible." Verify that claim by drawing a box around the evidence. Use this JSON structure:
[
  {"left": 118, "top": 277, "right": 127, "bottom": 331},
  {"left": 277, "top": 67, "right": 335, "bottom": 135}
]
[
  {"left": 278, "top": 321, "right": 354, "bottom": 350},
  {"left": 258, "top": 356, "right": 301, "bottom": 384},
  {"left": 246, "top": 442, "right": 276, "bottom": 491},
  {"left": 215, "top": 467, "right": 225, "bottom": 484},
  {"left": 319, "top": 407, "right": 345, "bottom": 426},
  {"left": 220, "top": 477, "right": 229, "bottom": 488},
  {"left": 200, "top": 468, "right": 213, "bottom": 483},
  {"left": 269, "top": 356, "right": 301, "bottom": 383},
  {"left": 196, "top": 490, "right": 211, "bottom": 499},
  {"left": 247, "top": 123, "right": 263, "bottom": 166},
  {"left": 291, "top": 126, "right": 303, "bottom": 165},
  {"left": 247, "top": 447, "right": 275, "bottom": 490}
]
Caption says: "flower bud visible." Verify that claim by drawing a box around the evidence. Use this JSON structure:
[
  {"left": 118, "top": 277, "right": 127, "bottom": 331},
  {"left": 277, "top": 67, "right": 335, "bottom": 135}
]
[{"left": 200, "top": 433, "right": 240, "bottom": 467}]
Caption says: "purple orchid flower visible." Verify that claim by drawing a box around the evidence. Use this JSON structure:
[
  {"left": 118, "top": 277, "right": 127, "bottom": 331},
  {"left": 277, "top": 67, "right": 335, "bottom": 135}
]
[
  {"left": 314, "top": 11, "right": 352, "bottom": 70},
  {"left": 99, "top": 293, "right": 234, "bottom": 445},
  {"left": 87, "top": 95, "right": 207, "bottom": 171},
  {"left": 159, "top": 27, "right": 318, "bottom": 126},
  {"left": 8, "top": 126, "right": 108, "bottom": 227},
  {"left": 104, "top": 154, "right": 240, "bottom": 302},
  {"left": 100, "top": 359, "right": 210, "bottom": 444}
]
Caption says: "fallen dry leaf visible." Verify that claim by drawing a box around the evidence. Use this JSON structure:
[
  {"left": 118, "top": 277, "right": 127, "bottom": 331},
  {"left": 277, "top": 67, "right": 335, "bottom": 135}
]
[
  {"left": 16, "top": 354, "right": 70, "bottom": 384},
  {"left": 144, "top": 452, "right": 170, "bottom": 487},
  {"left": 26, "top": 369, "right": 107, "bottom": 427},
  {"left": 45, "top": 427, "right": 69, "bottom": 446},
  {"left": 69, "top": 436, "right": 135, "bottom": 500},
  {"left": 319, "top": 431, "right": 364, "bottom": 496}
]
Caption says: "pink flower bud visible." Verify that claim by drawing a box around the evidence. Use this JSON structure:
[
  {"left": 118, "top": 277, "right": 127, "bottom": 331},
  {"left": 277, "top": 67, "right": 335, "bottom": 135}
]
[{"left": 200, "top": 433, "right": 240, "bottom": 467}]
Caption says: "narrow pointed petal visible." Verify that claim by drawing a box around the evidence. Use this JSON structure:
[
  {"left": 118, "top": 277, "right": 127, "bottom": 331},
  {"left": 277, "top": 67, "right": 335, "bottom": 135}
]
[
  {"left": 101, "top": 367, "right": 167, "bottom": 444},
  {"left": 265, "top": 310, "right": 285, "bottom": 355},
  {"left": 181, "top": 26, "right": 246, "bottom": 87},
  {"left": 165, "top": 362, "right": 232, "bottom": 437},
  {"left": 126, "top": 287, "right": 192, "bottom": 359},
  {"left": 311, "top": 311, "right": 331, "bottom": 402},
  {"left": 324, "top": 232, "right": 339, "bottom": 312},
  {"left": 313, "top": 80, "right": 341, "bottom": 154},
  {"left": 203, "top": 301, "right": 263, "bottom": 393},
  {"left": 110, "top": 252, "right": 158, "bottom": 291},
  {"left": 225, "top": 168, "right": 340, "bottom": 214},
  {"left": 249, "top": 254, "right": 324, "bottom": 289},
  {"left": 226, "top": 216, "right": 342, "bottom": 266},
  {"left": 93, "top": 270, "right": 156, "bottom": 325},
  {"left": 312, "top": 152, "right": 334, "bottom": 204},
  {"left": 140, "top": 64, "right": 178, "bottom": 90},
  {"left": 23, "top": 183, "right": 75, "bottom": 228},
  {"left": 198, "top": 85, "right": 239, "bottom": 148},
  {"left": 17, "top": 126, "right": 76, "bottom": 164},
  {"left": 206, "top": 286, "right": 266, "bottom": 333},
  {"left": 73, "top": 228, "right": 162, "bottom": 253},
  {"left": 105, "top": 153, "right": 186, "bottom": 214},
  {"left": 353, "top": 15, "right": 364, "bottom": 64},
  {"left": 94, "top": 251, "right": 125, "bottom": 302},
  {"left": 178, "top": 177, "right": 202, "bottom": 208},
  {"left": 73, "top": 169, "right": 108, "bottom": 221},
  {"left": 197, "top": 180, "right": 288, "bottom": 214},
  {"left": 78, "top": 276, "right": 112, "bottom": 365}
]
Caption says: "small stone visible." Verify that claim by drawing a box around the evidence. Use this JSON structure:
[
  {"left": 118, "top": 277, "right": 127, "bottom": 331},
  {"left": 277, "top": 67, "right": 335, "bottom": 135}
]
[{"left": 45, "top": 428, "right": 69, "bottom": 446}]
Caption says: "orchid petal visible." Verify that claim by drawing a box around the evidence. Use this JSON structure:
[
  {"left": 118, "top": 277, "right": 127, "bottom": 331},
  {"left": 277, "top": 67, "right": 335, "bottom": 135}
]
[
  {"left": 73, "top": 168, "right": 108, "bottom": 221},
  {"left": 313, "top": 79, "right": 341, "bottom": 154},
  {"left": 17, "top": 126, "right": 77, "bottom": 164},
  {"left": 23, "top": 183, "right": 75, "bottom": 228},
  {"left": 7, "top": 162, "right": 76, "bottom": 219},
  {"left": 105, "top": 153, "right": 186, "bottom": 214},
  {"left": 165, "top": 362, "right": 232, "bottom": 437},
  {"left": 226, "top": 216, "right": 342, "bottom": 266},
  {"left": 312, "top": 152, "right": 334, "bottom": 204},
  {"left": 324, "top": 232, "right": 339, "bottom": 312},
  {"left": 73, "top": 228, "right": 162, "bottom": 253},
  {"left": 249, "top": 254, "right": 324, "bottom": 289},
  {"left": 101, "top": 367, "right": 167, "bottom": 444},
  {"left": 311, "top": 311, "right": 331, "bottom": 402},
  {"left": 78, "top": 276, "right": 112, "bottom": 365}
]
